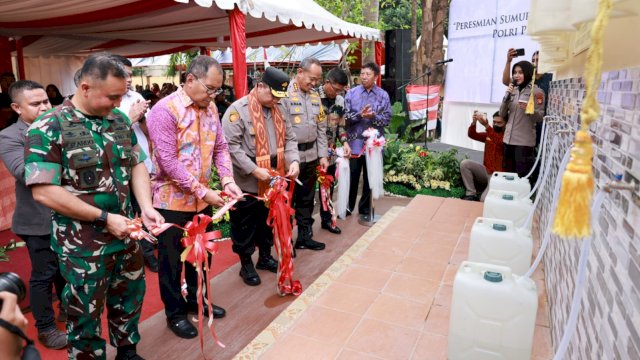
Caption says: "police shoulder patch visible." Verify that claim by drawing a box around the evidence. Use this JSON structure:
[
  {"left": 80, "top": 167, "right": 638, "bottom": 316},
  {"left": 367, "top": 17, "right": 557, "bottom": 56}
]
[
  {"left": 229, "top": 111, "right": 239, "bottom": 122},
  {"left": 535, "top": 92, "right": 544, "bottom": 106}
]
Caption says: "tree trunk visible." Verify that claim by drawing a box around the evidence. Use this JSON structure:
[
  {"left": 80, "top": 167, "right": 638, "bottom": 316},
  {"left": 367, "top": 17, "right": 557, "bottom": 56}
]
[
  {"left": 410, "top": 0, "right": 418, "bottom": 79},
  {"left": 362, "top": 0, "right": 379, "bottom": 65},
  {"left": 430, "top": 0, "right": 448, "bottom": 85},
  {"left": 416, "top": 0, "right": 432, "bottom": 86}
]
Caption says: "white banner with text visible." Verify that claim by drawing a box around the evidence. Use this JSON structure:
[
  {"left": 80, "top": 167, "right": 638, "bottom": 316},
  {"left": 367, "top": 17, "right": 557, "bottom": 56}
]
[{"left": 445, "top": 0, "right": 540, "bottom": 104}]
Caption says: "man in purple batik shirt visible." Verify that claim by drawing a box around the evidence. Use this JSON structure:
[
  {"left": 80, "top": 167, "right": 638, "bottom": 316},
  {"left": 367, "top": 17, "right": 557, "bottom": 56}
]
[{"left": 344, "top": 62, "right": 391, "bottom": 216}]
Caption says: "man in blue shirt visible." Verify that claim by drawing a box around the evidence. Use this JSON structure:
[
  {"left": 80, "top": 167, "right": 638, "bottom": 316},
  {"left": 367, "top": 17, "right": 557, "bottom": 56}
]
[{"left": 344, "top": 63, "right": 391, "bottom": 216}]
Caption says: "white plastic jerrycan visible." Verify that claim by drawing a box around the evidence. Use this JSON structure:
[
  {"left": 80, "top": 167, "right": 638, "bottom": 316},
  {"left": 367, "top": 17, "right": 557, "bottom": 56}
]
[
  {"left": 483, "top": 190, "right": 533, "bottom": 230},
  {"left": 448, "top": 261, "right": 538, "bottom": 360},
  {"left": 488, "top": 172, "right": 531, "bottom": 198},
  {"left": 468, "top": 217, "right": 533, "bottom": 275}
]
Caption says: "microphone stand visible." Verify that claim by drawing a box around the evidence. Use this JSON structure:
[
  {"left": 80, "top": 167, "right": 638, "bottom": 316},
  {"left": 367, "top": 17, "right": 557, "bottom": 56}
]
[{"left": 424, "top": 67, "right": 432, "bottom": 148}]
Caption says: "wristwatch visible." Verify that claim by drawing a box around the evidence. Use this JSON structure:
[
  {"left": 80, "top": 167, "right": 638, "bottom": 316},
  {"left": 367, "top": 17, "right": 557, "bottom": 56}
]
[{"left": 94, "top": 210, "right": 108, "bottom": 227}]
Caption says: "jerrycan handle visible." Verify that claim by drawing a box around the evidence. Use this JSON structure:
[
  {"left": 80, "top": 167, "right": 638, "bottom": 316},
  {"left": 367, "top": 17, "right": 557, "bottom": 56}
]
[
  {"left": 504, "top": 175, "right": 515, "bottom": 181},
  {"left": 502, "top": 194, "right": 514, "bottom": 200}
]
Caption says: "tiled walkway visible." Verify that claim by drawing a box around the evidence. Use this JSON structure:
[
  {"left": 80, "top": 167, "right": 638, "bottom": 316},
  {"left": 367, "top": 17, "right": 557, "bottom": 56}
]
[{"left": 236, "top": 195, "right": 553, "bottom": 359}]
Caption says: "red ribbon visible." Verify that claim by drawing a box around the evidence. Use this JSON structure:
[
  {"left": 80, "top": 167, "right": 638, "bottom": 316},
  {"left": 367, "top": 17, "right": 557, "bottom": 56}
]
[
  {"left": 264, "top": 173, "right": 302, "bottom": 296},
  {"left": 149, "top": 214, "right": 227, "bottom": 357},
  {"left": 179, "top": 214, "right": 225, "bottom": 354},
  {"left": 126, "top": 217, "right": 158, "bottom": 244},
  {"left": 316, "top": 166, "right": 337, "bottom": 228}
]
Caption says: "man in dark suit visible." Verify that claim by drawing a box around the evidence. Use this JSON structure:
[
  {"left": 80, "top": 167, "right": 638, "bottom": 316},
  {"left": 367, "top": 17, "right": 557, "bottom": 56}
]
[{"left": 0, "top": 80, "right": 67, "bottom": 350}]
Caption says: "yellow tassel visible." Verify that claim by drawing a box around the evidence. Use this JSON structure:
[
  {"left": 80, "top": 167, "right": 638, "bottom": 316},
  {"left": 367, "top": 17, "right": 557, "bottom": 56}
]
[
  {"left": 526, "top": 67, "right": 537, "bottom": 115},
  {"left": 552, "top": 0, "right": 612, "bottom": 239},
  {"left": 552, "top": 130, "right": 594, "bottom": 237}
]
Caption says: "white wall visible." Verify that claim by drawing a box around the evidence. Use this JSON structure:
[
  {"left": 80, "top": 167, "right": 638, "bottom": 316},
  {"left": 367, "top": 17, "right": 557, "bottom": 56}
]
[
  {"left": 441, "top": 102, "right": 504, "bottom": 151},
  {"left": 22, "top": 55, "right": 86, "bottom": 97}
]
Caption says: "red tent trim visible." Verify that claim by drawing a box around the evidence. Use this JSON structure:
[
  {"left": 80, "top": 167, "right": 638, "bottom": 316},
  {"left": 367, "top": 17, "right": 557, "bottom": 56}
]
[{"left": 0, "top": 0, "right": 178, "bottom": 29}]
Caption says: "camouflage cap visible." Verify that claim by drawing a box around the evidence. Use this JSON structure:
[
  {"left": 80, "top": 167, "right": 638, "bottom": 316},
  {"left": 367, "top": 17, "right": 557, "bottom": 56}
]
[{"left": 262, "top": 67, "right": 289, "bottom": 98}]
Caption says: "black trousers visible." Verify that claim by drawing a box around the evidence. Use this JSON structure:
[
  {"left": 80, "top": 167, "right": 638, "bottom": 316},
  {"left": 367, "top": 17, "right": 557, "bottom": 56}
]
[
  {"left": 230, "top": 195, "right": 273, "bottom": 257},
  {"left": 503, "top": 144, "right": 537, "bottom": 187},
  {"left": 348, "top": 156, "right": 370, "bottom": 215},
  {"left": 319, "top": 163, "right": 336, "bottom": 223},
  {"left": 17, "top": 233, "right": 66, "bottom": 333},
  {"left": 293, "top": 159, "right": 319, "bottom": 240},
  {"left": 130, "top": 194, "right": 156, "bottom": 261},
  {"left": 156, "top": 207, "right": 213, "bottom": 320}
]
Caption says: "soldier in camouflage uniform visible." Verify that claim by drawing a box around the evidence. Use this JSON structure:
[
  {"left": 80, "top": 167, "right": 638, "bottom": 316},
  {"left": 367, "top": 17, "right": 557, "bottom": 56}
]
[
  {"left": 24, "top": 53, "right": 164, "bottom": 360},
  {"left": 317, "top": 68, "right": 351, "bottom": 234},
  {"left": 279, "top": 57, "right": 329, "bottom": 251}
]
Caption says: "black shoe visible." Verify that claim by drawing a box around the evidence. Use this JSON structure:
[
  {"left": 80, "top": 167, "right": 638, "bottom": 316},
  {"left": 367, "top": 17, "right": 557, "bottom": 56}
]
[
  {"left": 167, "top": 318, "right": 197, "bottom": 339},
  {"left": 187, "top": 304, "right": 226, "bottom": 319},
  {"left": 462, "top": 194, "right": 479, "bottom": 201},
  {"left": 345, "top": 209, "right": 353, "bottom": 217},
  {"left": 256, "top": 255, "right": 278, "bottom": 273},
  {"left": 239, "top": 260, "right": 261, "bottom": 286},
  {"left": 321, "top": 221, "right": 342, "bottom": 234},
  {"left": 144, "top": 256, "right": 158, "bottom": 273},
  {"left": 115, "top": 345, "right": 144, "bottom": 360},
  {"left": 295, "top": 238, "right": 326, "bottom": 251},
  {"left": 115, "top": 353, "right": 144, "bottom": 360},
  {"left": 359, "top": 209, "right": 370, "bottom": 216}
]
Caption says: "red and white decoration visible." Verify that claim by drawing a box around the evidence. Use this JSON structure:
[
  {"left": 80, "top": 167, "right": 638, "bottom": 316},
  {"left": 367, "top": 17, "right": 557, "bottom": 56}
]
[{"left": 406, "top": 85, "right": 441, "bottom": 131}]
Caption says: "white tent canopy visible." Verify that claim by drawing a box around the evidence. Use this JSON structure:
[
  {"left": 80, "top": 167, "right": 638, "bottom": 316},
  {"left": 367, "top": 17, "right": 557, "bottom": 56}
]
[{"left": 0, "top": 0, "right": 379, "bottom": 58}]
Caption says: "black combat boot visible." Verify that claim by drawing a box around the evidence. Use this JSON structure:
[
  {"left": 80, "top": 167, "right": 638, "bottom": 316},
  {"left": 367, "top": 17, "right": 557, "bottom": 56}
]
[{"left": 239, "top": 255, "right": 261, "bottom": 286}]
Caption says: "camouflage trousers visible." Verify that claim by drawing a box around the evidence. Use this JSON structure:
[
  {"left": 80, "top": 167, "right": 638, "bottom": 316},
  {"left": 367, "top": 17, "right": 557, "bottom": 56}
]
[{"left": 58, "top": 242, "right": 145, "bottom": 360}]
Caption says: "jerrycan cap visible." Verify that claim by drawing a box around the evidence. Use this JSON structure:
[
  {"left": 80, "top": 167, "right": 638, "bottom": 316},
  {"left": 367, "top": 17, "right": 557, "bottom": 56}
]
[
  {"left": 492, "top": 223, "right": 507, "bottom": 231},
  {"left": 504, "top": 175, "right": 515, "bottom": 180},
  {"left": 502, "top": 194, "right": 514, "bottom": 200},
  {"left": 484, "top": 271, "right": 503, "bottom": 283}
]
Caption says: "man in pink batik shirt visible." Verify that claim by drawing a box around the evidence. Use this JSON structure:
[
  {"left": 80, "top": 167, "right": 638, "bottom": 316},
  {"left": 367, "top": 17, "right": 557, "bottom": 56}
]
[{"left": 147, "top": 56, "right": 242, "bottom": 340}]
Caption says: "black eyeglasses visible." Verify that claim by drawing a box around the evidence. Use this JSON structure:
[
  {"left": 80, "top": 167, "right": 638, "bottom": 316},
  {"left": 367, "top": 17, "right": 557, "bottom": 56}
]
[
  {"left": 328, "top": 82, "right": 345, "bottom": 95},
  {"left": 194, "top": 76, "right": 223, "bottom": 96}
]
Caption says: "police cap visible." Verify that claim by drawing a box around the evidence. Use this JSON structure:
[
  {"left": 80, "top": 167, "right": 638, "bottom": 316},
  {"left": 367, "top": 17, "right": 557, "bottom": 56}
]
[{"left": 262, "top": 67, "right": 289, "bottom": 98}]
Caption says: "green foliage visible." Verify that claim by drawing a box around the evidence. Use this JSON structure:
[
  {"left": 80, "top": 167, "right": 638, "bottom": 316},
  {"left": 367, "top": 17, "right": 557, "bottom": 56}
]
[
  {"left": 384, "top": 102, "right": 406, "bottom": 140},
  {"left": 0, "top": 239, "right": 25, "bottom": 261},
  {"left": 383, "top": 141, "right": 464, "bottom": 193},
  {"left": 316, "top": 0, "right": 420, "bottom": 31},
  {"left": 166, "top": 50, "right": 200, "bottom": 77},
  {"left": 208, "top": 168, "right": 231, "bottom": 238},
  {"left": 380, "top": 0, "right": 422, "bottom": 36},
  {"left": 384, "top": 183, "right": 465, "bottom": 199},
  {"left": 431, "top": 148, "right": 465, "bottom": 187}
]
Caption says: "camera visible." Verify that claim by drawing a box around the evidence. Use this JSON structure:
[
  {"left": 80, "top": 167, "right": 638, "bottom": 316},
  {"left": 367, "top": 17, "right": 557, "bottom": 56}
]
[
  {"left": 0, "top": 272, "right": 26, "bottom": 307},
  {"left": 0, "top": 272, "right": 41, "bottom": 360},
  {"left": 515, "top": 48, "right": 525, "bottom": 57}
]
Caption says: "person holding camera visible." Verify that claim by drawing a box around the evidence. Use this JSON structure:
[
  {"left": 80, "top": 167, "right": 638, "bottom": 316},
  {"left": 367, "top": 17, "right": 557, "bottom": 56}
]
[
  {"left": 460, "top": 111, "right": 505, "bottom": 202},
  {"left": 0, "top": 80, "right": 67, "bottom": 350},
  {"left": 500, "top": 60, "right": 545, "bottom": 183},
  {"left": 25, "top": 54, "right": 164, "bottom": 360},
  {"left": 0, "top": 273, "right": 42, "bottom": 360},
  {"left": 0, "top": 290, "right": 29, "bottom": 360}
]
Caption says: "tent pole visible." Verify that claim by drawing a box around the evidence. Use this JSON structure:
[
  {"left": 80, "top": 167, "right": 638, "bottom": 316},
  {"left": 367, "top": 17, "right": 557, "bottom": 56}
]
[
  {"left": 16, "top": 37, "right": 25, "bottom": 80},
  {"left": 375, "top": 41, "right": 383, "bottom": 87},
  {"left": 229, "top": 7, "right": 248, "bottom": 97}
]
